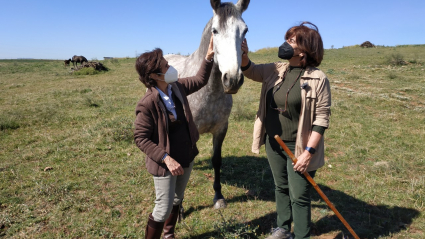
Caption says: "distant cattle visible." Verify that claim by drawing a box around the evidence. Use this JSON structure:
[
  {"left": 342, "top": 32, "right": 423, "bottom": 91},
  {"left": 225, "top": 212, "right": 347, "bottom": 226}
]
[
  {"left": 71, "top": 55, "right": 88, "bottom": 67},
  {"left": 64, "top": 59, "right": 71, "bottom": 67}
]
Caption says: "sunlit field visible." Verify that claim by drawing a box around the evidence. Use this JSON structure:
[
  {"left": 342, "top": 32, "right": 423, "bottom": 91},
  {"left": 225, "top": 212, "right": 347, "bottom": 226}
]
[{"left": 1, "top": 45, "right": 424, "bottom": 238}]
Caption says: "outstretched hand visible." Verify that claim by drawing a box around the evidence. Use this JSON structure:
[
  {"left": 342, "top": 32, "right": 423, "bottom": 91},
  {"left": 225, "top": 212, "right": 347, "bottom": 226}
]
[{"left": 206, "top": 34, "right": 214, "bottom": 61}]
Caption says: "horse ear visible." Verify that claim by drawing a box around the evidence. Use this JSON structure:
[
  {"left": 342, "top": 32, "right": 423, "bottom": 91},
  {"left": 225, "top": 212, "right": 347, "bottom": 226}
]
[
  {"left": 210, "top": 0, "right": 221, "bottom": 11},
  {"left": 236, "top": 0, "right": 250, "bottom": 13}
]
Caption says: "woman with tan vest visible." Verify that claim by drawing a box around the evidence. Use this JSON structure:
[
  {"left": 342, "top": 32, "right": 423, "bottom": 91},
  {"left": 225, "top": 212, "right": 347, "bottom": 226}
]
[{"left": 241, "top": 22, "right": 331, "bottom": 239}]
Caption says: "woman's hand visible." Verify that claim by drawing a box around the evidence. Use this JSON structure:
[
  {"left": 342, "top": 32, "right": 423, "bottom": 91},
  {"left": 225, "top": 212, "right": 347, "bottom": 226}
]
[
  {"left": 292, "top": 151, "right": 312, "bottom": 174},
  {"left": 206, "top": 34, "right": 214, "bottom": 61},
  {"left": 241, "top": 38, "right": 249, "bottom": 67},
  {"left": 293, "top": 132, "right": 322, "bottom": 174},
  {"left": 164, "top": 156, "right": 184, "bottom": 176}
]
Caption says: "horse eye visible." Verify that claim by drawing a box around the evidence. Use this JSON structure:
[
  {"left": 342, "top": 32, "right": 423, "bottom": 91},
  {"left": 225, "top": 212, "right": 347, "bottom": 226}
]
[
  {"left": 212, "top": 28, "right": 218, "bottom": 34},
  {"left": 243, "top": 28, "right": 248, "bottom": 35}
]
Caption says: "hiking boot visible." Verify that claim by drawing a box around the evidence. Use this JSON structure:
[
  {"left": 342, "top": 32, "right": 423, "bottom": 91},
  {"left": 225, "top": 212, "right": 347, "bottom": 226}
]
[{"left": 265, "top": 227, "right": 293, "bottom": 239}]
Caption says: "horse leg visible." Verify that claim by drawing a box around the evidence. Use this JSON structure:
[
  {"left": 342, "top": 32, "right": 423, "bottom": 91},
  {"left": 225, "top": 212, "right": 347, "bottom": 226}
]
[{"left": 212, "top": 122, "right": 228, "bottom": 209}]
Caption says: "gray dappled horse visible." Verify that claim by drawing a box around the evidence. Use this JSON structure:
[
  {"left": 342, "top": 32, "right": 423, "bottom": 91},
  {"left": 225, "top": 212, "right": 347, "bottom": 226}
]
[{"left": 165, "top": 0, "right": 249, "bottom": 209}]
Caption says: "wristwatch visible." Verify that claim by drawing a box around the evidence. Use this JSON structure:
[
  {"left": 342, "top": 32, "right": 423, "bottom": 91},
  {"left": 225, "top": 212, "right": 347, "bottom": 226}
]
[{"left": 305, "top": 147, "right": 316, "bottom": 154}]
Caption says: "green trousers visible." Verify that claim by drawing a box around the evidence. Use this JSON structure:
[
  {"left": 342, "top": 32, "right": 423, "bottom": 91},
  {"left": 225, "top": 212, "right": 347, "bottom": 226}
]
[{"left": 266, "top": 136, "right": 316, "bottom": 239}]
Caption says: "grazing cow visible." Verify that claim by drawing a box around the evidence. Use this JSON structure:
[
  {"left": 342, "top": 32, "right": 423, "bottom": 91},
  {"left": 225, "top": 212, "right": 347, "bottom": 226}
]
[{"left": 71, "top": 55, "right": 88, "bottom": 67}]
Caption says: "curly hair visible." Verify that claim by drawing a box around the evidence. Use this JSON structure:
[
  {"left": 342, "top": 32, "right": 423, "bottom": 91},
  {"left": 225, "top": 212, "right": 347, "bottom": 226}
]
[
  {"left": 285, "top": 22, "right": 324, "bottom": 67},
  {"left": 135, "top": 48, "right": 163, "bottom": 88}
]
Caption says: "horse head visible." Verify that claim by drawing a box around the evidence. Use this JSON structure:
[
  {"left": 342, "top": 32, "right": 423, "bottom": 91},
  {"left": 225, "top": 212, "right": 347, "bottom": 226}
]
[{"left": 210, "top": 0, "right": 249, "bottom": 94}]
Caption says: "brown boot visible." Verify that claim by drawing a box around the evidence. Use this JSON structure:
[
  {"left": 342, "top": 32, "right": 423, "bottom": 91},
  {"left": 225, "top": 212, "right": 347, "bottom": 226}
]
[
  {"left": 163, "top": 205, "right": 180, "bottom": 239},
  {"left": 145, "top": 213, "right": 165, "bottom": 239}
]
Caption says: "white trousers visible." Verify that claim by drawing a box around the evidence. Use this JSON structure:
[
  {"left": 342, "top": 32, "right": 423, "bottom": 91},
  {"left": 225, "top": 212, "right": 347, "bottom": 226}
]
[{"left": 152, "top": 161, "right": 193, "bottom": 222}]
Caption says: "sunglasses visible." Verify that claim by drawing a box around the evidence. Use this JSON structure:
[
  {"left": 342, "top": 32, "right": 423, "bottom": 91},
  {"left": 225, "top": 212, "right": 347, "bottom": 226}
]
[{"left": 270, "top": 68, "right": 304, "bottom": 113}]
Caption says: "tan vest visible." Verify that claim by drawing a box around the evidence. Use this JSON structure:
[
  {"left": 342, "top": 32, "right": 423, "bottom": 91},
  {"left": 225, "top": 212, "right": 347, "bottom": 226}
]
[{"left": 244, "top": 62, "right": 331, "bottom": 171}]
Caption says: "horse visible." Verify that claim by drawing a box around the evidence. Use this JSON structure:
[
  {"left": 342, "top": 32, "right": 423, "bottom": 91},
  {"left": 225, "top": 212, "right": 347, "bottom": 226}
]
[
  {"left": 165, "top": 0, "right": 249, "bottom": 209},
  {"left": 64, "top": 59, "right": 71, "bottom": 67},
  {"left": 71, "top": 55, "right": 88, "bottom": 67}
]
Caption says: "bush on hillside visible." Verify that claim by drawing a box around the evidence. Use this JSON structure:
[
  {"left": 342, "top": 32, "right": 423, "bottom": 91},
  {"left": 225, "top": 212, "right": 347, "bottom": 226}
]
[
  {"left": 74, "top": 67, "right": 99, "bottom": 75},
  {"left": 0, "top": 118, "right": 20, "bottom": 131},
  {"left": 387, "top": 53, "right": 407, "bottom": 66}
]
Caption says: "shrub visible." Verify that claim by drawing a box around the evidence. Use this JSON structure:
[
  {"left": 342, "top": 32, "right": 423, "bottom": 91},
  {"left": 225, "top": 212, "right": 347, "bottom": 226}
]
[
  {"left": 80, "top": 88, "right": 93, "bottom": 94},
  {"left": 84, "top": 96, "right": 100, "bottom": 108},
  {"left": 0, "top": 118, "right": 20, "bottom": 131},
  {"left": 387, "top": 53, "right": 407, "bottom": 66},
  {"left": 74, "top": 67, "right": 99, "bottom": 75},
  {"left": 387, "top": 72, "right": 397, "bottom": 79}
]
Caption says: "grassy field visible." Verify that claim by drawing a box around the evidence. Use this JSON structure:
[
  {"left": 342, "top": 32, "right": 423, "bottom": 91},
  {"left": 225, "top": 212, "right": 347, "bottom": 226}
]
[{"left": 1, "top": 45, "right": 424, "bottom": 239}]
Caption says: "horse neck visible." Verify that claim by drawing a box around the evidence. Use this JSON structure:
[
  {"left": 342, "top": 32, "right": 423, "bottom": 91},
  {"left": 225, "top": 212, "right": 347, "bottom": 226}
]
[
  {"left": 191, "top": 18, "right": 213, "bottom": 61},
  {"left": 190, "top": 18, "right": 223, "bottom": 93}
]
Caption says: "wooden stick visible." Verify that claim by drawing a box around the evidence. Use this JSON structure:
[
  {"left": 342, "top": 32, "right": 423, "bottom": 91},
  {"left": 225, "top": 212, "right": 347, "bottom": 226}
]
[{"left": 274, "top": 135, "right": 360, "bottom": 239}]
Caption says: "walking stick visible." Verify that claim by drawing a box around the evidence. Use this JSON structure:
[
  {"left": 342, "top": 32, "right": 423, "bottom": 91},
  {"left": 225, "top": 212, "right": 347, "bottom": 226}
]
[{"left": 274, "top": 135, "right": 360, "bottom": 239}]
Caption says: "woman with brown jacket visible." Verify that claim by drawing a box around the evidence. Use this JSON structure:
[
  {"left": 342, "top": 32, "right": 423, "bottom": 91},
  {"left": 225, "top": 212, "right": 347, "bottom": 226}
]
[{"left": 134, "top": 36, "right": 214, "bottom": 239}]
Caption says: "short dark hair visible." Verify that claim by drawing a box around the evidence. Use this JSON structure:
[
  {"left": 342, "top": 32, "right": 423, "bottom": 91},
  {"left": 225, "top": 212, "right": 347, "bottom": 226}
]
[
  {"left": 285, "top": 22, "right": 324, "bottom": 67},
  {"left": 135, "top": 48, "right": 163, "bottom": 88}
]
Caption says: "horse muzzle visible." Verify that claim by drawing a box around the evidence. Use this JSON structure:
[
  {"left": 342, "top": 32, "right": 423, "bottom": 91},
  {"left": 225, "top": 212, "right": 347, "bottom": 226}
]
[{"left": 222, "top": 72, "right": 244, "bottom": 94}]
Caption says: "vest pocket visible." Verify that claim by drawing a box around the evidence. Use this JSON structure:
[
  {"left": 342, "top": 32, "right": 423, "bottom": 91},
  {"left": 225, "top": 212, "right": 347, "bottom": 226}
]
[{"left": 304, "top": 88, "right": 316, "bottom": 111}]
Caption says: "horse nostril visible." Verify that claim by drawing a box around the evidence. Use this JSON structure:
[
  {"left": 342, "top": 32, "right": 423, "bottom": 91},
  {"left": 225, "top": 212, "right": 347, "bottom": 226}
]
[
  {"left": 222, "top": 73, "right": 230, "bottom": 88},
  {"left": 238, "top": 73, "right": 244, "bottom": 87}
]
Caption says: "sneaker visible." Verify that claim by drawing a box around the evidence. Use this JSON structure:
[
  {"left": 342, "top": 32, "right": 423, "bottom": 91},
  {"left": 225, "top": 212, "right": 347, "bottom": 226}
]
[{"left": 265, "top": 227, "right": 293, "bottom": 239}]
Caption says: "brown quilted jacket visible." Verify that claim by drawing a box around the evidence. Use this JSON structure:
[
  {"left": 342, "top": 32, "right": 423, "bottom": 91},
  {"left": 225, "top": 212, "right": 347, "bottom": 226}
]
[{"left": 134, "top": 59, "right": 213, "bottom": 176}]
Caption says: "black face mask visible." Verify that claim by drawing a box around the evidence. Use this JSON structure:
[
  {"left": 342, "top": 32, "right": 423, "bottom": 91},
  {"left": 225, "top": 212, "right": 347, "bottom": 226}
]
[{"left": 278, "top": 41, "right": 294, "bottom": 60}]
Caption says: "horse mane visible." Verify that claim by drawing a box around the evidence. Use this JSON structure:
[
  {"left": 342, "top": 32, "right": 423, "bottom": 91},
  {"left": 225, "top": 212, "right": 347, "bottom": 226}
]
[{"left": 215, "top": 2, "right": 242, "bottom": 29}]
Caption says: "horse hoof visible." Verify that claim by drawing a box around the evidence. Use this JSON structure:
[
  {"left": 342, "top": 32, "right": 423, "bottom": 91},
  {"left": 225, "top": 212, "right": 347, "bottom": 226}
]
[{"left": 213, "top": 199, "right": 227, "bottom": 209}]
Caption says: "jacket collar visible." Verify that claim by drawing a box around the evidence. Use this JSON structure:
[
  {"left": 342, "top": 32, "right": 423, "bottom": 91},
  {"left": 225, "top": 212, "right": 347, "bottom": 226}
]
[
  {"left": 148, "top": 83, "right": 184, "bottom": 103},
  {"left": 302, "top": 66, "right": 321, "bottom": 79},
  {"left": 146, "top": 87, "right": 164, "bottom": 107},
  {"left": 276, "top": 62, "right": 321, "bottom": 79},
  {"left": 277, "top": 63, "right": 290, "bottom": 79}
]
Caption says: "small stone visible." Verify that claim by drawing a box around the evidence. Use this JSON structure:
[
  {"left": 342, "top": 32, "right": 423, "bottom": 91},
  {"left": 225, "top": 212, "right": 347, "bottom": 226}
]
[{"left": 44, "top": 167, "right": 53, "bottom": 171}]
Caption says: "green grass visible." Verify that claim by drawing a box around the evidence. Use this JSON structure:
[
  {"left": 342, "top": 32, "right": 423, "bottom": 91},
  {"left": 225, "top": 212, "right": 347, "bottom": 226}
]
[{"left": 1, "top": 45, "right": 425, "bottom": 238}]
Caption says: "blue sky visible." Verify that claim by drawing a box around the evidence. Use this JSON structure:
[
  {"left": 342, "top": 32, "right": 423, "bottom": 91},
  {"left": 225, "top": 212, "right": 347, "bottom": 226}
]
[{"left": 1, "top": 0, "right": 424, "bottom": 60}]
